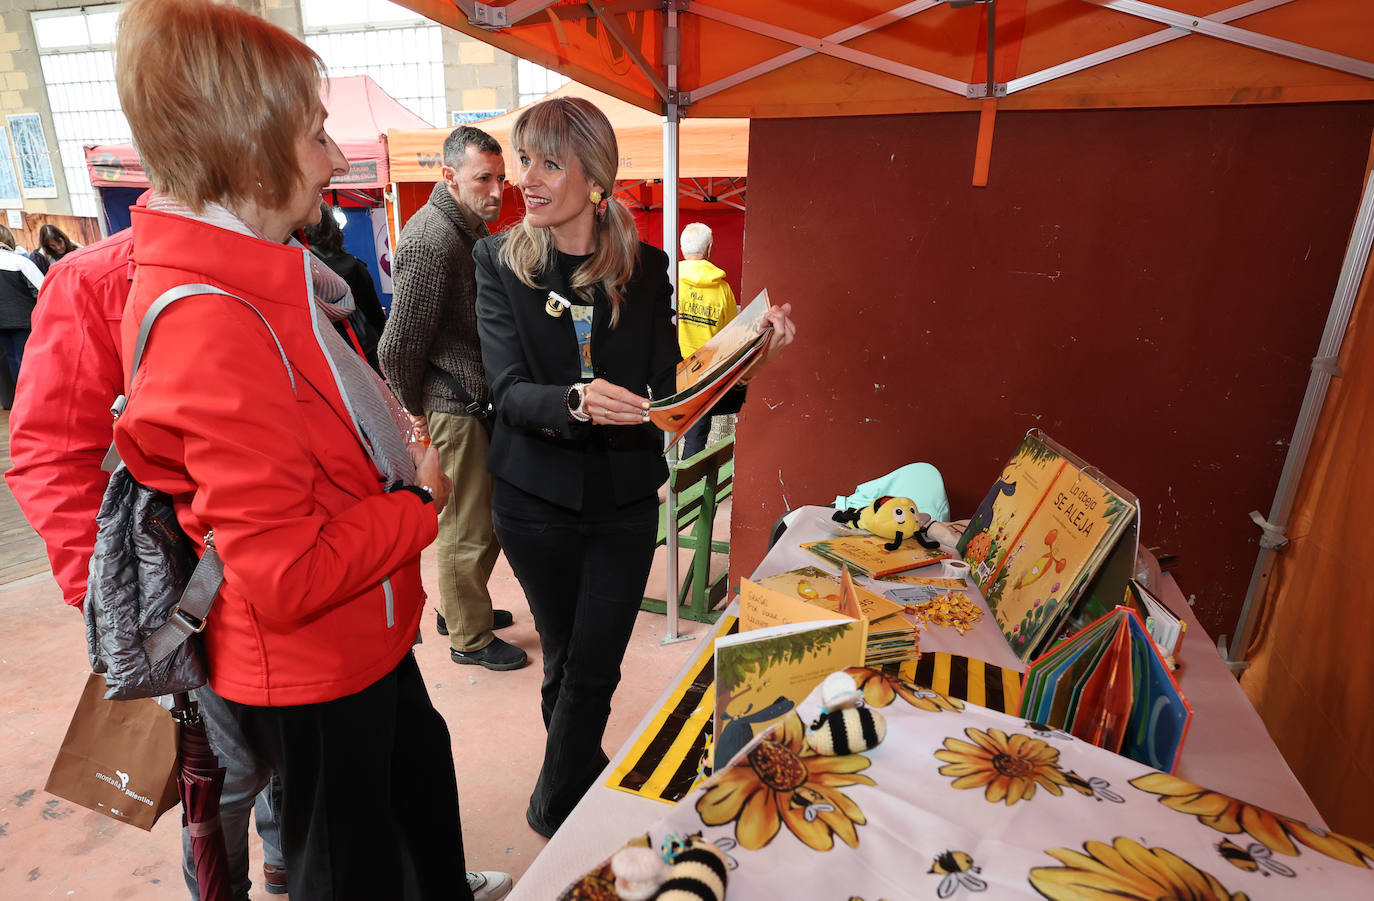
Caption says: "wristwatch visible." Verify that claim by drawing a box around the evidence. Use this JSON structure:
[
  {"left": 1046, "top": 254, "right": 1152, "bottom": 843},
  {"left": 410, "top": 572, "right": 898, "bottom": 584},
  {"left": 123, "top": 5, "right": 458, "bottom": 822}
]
[{"left": 567, "top": 383, "right": 590, "bottom": 421}]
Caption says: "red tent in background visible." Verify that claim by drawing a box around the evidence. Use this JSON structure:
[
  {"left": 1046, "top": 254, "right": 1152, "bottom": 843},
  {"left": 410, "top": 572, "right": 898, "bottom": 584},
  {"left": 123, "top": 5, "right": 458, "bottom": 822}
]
[{"left": 85, "top": 75, "right": 429, "bottom": 194}]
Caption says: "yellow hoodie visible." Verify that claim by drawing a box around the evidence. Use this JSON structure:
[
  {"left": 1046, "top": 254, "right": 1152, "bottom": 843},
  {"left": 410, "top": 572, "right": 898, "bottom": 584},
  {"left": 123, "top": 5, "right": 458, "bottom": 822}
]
[{"left": 677, "top": 258, "right": 738, "bottom": 358}]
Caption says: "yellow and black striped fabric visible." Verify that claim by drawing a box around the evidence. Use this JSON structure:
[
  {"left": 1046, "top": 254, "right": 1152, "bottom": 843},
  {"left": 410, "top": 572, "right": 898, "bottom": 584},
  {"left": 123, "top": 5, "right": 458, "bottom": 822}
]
[
  {"left": 898, "top": 652, "right": 1024, "bottom": 714},
  {"left": 607, "top": 616, "right": 738, "bottom": 804},
  {"left": 608, "top": 631, "right": 1022, "bottom": 803}
]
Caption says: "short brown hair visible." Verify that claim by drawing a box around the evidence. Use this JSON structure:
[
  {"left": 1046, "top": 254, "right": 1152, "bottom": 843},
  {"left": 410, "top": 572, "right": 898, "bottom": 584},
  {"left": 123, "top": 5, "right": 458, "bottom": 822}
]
[
  {"left": 0, "top": 224, "right": 14, "bottom": 250},
  {"left": 116, "top": 0, "right": 325, "bottom": 212}
]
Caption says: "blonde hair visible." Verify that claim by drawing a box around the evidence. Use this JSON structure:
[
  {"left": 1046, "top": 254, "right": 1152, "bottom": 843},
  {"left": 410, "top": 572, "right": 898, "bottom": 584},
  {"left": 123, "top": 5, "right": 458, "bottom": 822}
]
[
  {"left": 498, "top": 97, "right": 639, "bottom": 325},
  {"left": 115, "top": 0, "right": 325, "bottom": 213}
]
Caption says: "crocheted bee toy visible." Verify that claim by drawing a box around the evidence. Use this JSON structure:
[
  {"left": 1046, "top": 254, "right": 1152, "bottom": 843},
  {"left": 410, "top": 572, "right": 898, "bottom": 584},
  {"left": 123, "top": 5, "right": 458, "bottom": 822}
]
[
  {"left": 832, "top": 495, "right": 941, "bottom": 551},
  {"left": 653, "top": 833, "right": 730, "bottom": 901},
  {"left": 805, "top": 671, "right": 887, "bottom": 756}
]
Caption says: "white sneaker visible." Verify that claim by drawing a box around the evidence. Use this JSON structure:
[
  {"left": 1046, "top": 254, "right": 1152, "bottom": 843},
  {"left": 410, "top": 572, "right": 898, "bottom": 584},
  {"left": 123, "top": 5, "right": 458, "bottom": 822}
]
[{"left": 468, "top": 870, "right": 514, "bottom": 901}]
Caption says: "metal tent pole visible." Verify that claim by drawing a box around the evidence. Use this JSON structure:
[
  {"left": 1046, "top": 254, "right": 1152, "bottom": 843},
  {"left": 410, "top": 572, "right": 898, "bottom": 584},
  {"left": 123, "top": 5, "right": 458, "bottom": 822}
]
[
  {"left": 1223, "top": 168, "right": 1374, "bottom": 672},
  {"left": 661, "top": 3, "right": 691, "bottom": 645}
]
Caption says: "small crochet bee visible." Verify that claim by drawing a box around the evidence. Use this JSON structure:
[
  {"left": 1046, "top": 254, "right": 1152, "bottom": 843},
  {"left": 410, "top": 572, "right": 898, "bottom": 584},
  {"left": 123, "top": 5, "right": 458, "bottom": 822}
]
[
  {"left": 805, "top": 705, "right": 887, "bottom": 756},
  {"left": 652, "top": 833, "right": 729, "bottom": 901}
]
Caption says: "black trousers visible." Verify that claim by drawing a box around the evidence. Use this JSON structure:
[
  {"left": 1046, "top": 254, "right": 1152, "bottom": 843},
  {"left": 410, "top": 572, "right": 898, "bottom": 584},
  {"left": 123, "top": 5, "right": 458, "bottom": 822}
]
[
  {"left": 226, "top": 653, "right": 472, "bottom": 901},
  {"left": 493, "top": 478, "right": 658, "bottom": 832}
]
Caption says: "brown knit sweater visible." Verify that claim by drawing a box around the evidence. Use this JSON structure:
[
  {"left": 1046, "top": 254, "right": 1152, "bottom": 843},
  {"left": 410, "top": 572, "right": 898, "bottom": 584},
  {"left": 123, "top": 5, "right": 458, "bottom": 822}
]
[{"left": 379, "top": 182, "right": 491, "bottom": 415}]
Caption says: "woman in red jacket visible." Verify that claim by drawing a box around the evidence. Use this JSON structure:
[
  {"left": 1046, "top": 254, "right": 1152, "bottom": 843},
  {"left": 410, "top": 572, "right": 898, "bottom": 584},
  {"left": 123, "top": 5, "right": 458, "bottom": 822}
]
[{"left": 112, "top": 2, "right": 506, "bottom": 899}]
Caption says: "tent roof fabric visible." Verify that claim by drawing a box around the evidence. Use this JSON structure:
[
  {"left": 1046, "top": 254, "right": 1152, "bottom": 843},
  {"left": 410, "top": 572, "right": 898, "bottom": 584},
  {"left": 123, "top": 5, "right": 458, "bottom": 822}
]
[
  {"left": 387, "top": 80, "right": 747, "bottom": 183},
  {"left": 397, "top": 0, "right": 1374, "bottom": 118},
  {"left": 85, "top": 75, "right": 432, "bottom": 191}
]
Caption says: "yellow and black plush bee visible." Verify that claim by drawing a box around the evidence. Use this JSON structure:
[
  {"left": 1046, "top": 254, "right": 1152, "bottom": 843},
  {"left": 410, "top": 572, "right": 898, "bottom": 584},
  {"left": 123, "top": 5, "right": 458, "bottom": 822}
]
[
  {"left": 1217, "top": 839, "right": 1297, "bottom": 877},
  {"left": 833, "top": 496, "right": 941, "bottom": 551},
  {"left": 929, "top": 850, "right": 988, "bottom": 898}
]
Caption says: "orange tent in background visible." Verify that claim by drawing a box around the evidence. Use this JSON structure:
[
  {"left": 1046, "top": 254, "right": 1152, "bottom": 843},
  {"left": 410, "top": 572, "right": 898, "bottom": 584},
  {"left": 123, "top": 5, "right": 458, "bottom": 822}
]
[
  {"left": 396, "top": 0, "right": 1374, "bottom": 120},
  {"left": 387, "top": 80, "right": 747, "bottom": 210}
]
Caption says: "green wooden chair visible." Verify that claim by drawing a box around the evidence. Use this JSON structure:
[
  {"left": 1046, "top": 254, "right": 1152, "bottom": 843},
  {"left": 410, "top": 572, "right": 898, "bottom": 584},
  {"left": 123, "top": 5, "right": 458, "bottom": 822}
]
[{"left": 641, "top": 435, "right": 735, "bottom": 623}]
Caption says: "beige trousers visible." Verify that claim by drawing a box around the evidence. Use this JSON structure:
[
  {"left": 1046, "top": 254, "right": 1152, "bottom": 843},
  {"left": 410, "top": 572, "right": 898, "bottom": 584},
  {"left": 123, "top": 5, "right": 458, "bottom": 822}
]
[{"left": 427, "top": 410, "right": 501, "bottom": 652}]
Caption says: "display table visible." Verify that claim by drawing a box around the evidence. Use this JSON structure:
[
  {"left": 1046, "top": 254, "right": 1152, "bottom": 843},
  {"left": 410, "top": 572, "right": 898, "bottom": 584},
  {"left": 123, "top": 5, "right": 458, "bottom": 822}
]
[{"left": 507, "top": 505, "right": 1323, "bottom": 899}]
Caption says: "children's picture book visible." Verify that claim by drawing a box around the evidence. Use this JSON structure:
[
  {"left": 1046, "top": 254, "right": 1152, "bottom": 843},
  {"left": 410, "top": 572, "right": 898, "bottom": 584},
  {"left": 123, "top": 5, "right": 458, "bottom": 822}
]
[
  {"left": 802, "top": 534, "right": 949, "bottom": 579},
  {"left": 740, "top": 567, "right": 916, "bottom": 669},
  {"left": 1122, "top": 578, "right": 1186, "bottom": 662},
  {"left": 956, "top": 430, "right": 1139, "bottom": 662},
  {"left": 649, "top": 289, "right": 773, "bottom": 446},
  {"left": 712, "top": 619, "right": 866, "bottom": 770},
  {"left": 1019, "top": 606, "right": 1192, "bottom": 772}
]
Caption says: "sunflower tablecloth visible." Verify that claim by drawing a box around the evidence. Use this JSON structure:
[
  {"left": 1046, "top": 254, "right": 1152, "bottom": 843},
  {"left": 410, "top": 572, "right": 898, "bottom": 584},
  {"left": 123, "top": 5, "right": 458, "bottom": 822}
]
[{"left": 562, "top": 666, "right": 1373, "bottom": 900}]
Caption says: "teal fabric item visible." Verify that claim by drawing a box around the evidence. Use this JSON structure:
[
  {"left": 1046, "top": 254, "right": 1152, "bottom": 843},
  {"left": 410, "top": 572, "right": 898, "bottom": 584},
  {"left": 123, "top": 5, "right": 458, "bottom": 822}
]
[{"left": 834, "top": 462, "right": 950, "bottom": 523}]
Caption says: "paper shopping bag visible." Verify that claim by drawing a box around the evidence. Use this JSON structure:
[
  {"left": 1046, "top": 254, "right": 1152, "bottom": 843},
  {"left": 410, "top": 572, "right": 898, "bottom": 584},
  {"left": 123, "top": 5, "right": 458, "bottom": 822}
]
[{"left": 44, "top": 673, "right": 181, "bottom": 830}]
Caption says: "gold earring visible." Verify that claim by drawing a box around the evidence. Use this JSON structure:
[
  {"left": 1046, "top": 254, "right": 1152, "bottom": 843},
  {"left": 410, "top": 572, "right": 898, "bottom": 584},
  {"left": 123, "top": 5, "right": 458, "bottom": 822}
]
[{"left": 589, "top": 190, "right": 602, "bottom": 205}]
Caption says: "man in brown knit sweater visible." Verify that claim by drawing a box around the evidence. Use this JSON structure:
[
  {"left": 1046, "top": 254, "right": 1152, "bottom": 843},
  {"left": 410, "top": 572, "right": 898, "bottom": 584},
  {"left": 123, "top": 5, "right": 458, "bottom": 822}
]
[{"left": 379, "top": 126, "right": 527, "bottom": 671}]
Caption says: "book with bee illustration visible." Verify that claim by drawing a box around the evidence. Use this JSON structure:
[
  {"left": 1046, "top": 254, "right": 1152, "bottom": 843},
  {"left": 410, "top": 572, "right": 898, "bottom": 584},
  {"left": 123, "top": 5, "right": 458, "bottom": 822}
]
[
  {"left": 956, "top": 430, "right": 1139, "bottom": 662},
  {"left": 648, "top": 289, "right": 772, "bottom": 447}
]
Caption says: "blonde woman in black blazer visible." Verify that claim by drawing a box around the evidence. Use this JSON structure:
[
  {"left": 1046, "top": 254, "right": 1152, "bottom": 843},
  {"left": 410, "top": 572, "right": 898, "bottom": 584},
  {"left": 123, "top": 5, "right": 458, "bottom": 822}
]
[{"left": 475, "top": 97, "right": 792, "bottom": 837}]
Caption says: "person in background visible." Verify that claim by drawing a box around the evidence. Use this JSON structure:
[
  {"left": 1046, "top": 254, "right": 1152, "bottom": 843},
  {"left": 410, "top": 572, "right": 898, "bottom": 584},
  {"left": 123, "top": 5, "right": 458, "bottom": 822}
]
[
  {"left": 110, "top": 2, "right": 510, "bottom": 898},
  {"left": 379, "top": 125, "right": 526, "bottom": 672},
  {"left": 303, "top": 201, "right": 387, "bottom": 372},
  {"left": 0, "top": 222, "right": 44, "bottom": 390},
  {"left": 676, "top": 221, "right": 744, "bottom": 459},
  {"left": 28, "top": 223, "right": 80, "bottom": 275},
  {"left": 6, "top": 201, "right": 294, "bottom": 897},
  {"left": 474, "top": 96, "right": 796, "bottom": 837}
]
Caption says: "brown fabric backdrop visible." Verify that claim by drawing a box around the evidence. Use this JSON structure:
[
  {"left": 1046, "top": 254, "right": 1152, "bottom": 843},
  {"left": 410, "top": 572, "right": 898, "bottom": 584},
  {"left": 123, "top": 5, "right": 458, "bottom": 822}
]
[
  {"left": 1240, "top": 146, "right": 1374, "bottom": 842},
  {"left": 11, "top": 212, "right": 102, "bottom": 254}
]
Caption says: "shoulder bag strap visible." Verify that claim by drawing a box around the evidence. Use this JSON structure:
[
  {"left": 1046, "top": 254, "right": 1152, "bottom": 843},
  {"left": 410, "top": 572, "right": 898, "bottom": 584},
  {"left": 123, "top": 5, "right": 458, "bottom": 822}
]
[
  {"left": 99, "top": 284, "right": 294, "bottom": 666},
  {"left": 426, "top": 362, "right": 487, "bottom": 417}
]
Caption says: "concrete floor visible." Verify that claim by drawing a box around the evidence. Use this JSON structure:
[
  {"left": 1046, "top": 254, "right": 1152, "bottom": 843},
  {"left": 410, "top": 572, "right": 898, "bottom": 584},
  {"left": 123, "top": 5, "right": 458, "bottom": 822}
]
[{"left": 0, "top": 483, "right": 724, "bottom": 898}]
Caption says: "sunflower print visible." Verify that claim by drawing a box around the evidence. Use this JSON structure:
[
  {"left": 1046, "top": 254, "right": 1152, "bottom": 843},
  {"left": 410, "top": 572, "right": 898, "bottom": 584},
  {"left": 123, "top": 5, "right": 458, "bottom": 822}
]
[
  {"left": 1130, "top": 772, "right": 1374, "bottom": 868},
  {"left": 935, "top": 726, "right": 1068, "bottom": 805},
  {"left": 696, "top": 713, "right": 873, "bottom": 851},
  {"left": 1029, "top": 836, "right": 1250, "bottom": 901},
  {"left": 845, "top": 666, "right": 965, "bottom": 713}
]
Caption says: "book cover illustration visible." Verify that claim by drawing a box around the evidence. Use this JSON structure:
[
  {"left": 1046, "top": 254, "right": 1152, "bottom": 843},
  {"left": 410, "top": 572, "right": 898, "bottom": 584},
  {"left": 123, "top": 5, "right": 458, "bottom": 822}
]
[
  {"left": 957, "top": 431, "right": 1137, "bottom": 662},
  {"left": 739, "top": 569, "right": 915, "bottom": 669},
  {"left": 649, "top": 289, "right": 772, "bottom": 445},
  {"left": 711, "top": 619, "right": 866, "bottom": 770},
  {"left": 1019, "top": 606, "right": 1192, "bottom": 772},
  {"left": 803, "top": 534, "right": 949, "bottom": 579}
]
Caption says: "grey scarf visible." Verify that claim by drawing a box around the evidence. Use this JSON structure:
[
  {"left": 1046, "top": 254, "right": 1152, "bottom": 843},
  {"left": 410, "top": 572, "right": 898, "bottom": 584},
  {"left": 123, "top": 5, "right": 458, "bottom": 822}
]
[{"left": 148, "top": 195, "right": 415, "bottom": 485}]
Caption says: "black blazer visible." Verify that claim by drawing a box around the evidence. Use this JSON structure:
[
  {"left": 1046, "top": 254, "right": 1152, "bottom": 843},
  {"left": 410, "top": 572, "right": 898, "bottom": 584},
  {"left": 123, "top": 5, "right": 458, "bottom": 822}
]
[{"left": 474, "top": 235, "right": 679, "bottom": 510}]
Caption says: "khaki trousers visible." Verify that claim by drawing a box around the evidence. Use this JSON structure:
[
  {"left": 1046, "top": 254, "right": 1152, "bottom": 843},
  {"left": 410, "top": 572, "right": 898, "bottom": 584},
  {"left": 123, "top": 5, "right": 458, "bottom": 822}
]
[{"left": 427, "top": 410, "right": 501, "bottom": 652}]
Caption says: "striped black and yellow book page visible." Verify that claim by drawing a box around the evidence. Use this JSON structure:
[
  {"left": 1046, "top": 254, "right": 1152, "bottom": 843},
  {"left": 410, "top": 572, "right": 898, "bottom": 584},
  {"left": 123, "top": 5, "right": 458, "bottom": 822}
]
[
  {"left": 606, "top": 615, "right": 738, "bottom": 804},
  {"left": 898, "top": 652, "right": 1024, "bottom": 714}
]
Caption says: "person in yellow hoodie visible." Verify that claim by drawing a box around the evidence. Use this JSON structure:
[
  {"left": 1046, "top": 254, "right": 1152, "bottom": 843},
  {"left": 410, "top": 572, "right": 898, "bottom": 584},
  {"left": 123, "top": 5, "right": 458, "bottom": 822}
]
[{"left": 677, "top": 222, "right": 744, "bottom": 457}]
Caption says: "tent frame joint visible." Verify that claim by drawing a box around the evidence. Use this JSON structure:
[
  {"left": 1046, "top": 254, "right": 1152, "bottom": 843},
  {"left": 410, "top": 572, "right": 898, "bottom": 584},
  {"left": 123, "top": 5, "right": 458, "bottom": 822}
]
[
  {"left": 469, "top": 2, "right": 507, "bottom": 29},
  {"left": 967, "top": 82, "right": 1008, "bottom": 99}
]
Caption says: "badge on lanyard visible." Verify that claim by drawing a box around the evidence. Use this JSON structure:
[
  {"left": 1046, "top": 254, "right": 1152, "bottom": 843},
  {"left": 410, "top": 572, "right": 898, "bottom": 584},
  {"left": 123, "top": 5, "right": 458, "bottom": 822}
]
[{"left": 546, "top": 291, "right": 572, "bottom": 318}]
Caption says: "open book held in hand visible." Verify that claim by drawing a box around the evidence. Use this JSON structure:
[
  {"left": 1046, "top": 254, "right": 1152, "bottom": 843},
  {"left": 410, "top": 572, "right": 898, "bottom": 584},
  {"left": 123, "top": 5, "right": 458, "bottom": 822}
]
[{"left": 650, "top": 288, "right": 773, "bottom": 448}]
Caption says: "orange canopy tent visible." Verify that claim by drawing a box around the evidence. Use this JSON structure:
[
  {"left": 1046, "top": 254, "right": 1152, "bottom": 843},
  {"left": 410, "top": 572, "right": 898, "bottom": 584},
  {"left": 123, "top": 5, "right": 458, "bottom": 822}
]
[
  {"left": 395, "top": 0, "right": 1374, "bottom": 120},
  {"left": 388, "top": 80, "right": 747, "bottom": 209}
]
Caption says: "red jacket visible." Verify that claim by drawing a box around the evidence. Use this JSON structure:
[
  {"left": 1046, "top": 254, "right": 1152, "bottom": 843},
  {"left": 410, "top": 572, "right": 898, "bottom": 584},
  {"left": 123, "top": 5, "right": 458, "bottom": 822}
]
[
  {"left": 115, "top": 208, "right": 436, "bottom": 706},
  {"left": 6, "top": 229, "right": 132, "bottom": 608}
]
